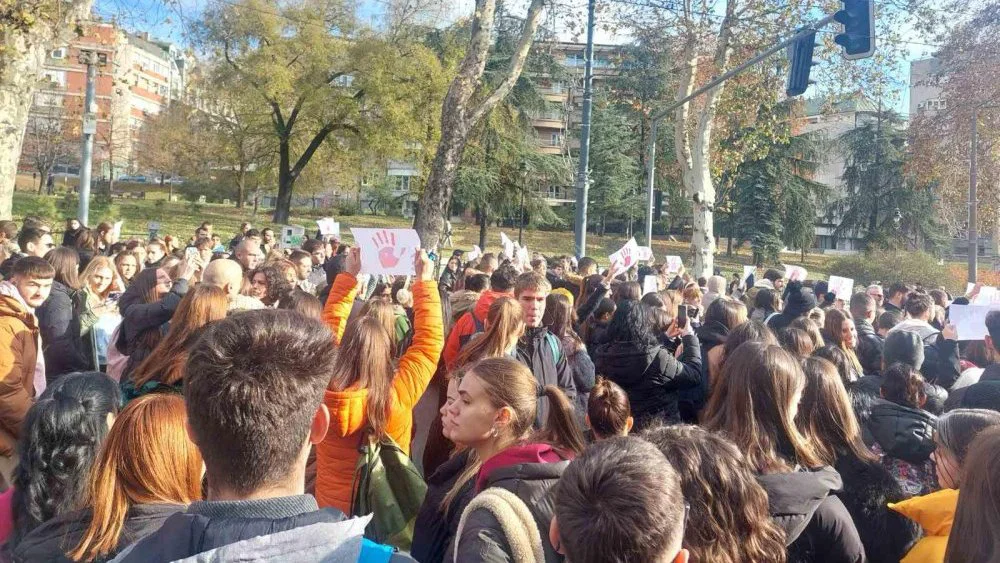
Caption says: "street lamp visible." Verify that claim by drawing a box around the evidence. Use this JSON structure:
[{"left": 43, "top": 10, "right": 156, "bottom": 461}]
[{"left": 518, "top": 160, "right": 528, "bottom": 245}]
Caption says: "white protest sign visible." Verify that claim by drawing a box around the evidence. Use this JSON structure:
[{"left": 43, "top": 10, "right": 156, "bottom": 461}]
[
  {"left": 949, "top": 304, "right": 1000, "bottom": 341},
  {"left": 828, "top": 276, "right": 855, "bottom": 300},
  {"left": 642, "top": 275, "right": 658, "bottom": 296},
  {"left": 351, "top": 227, "right": 420, "bottom": 276},
  {"left": 500, "top": 232, "right": 515, "bottom": 259},
  {"left": 665, "top": 255, "right": 683, "bottom": 273},
  {"left": 636, "top": 246, "right": 654, "bottom": 261},
  {"left": 973, "top": 285, "right": 1000, "bottom": 305},
  {"left": 466, "top": 245, "right": 483, "bottom": 262},
  {"left": 743, "top": 265, "right": 756, "bottom": 283},
  {"left": 967, "top": 282, "right": 976, "bottom": 296},
  {"left": 516, "top": 245, "right": 530, "bottom": 267},
  {"left": 112, "top": 220, "right": 123, "bottom": 241},
  {"left": 316, "top": 218, "right": 340, "bottom": 238},
  {"left": 609, "top": 238, "right": 640, "bottom": 269},
  {"left": 784, "top": 264, "right": 808, "bottom": 282}
]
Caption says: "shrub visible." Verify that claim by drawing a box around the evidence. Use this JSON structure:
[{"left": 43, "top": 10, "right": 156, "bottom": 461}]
[
  {"left": 829, "top": 249, "right": 963, "bottom": 293},
  {"left": 337, "top": 201, "right": 361, "bottom": 216},
  {"left": 14, "top": 193, "right": 59, "bottom": 224}
]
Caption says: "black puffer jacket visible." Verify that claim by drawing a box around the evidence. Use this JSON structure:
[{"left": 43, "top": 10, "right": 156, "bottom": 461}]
[
  {"left": 35, "top": 281, "right": 91, "bottom": 381},
  {"left": 757, "top": 467, "right": 866, "bottom": 563},
  {"left": 117, "top": 278, "right": 189, "bottom": 382},
  {"left": 594, "top": 333, "right": 701, "bottom": 429},
  {"left": 412, "top": 450, "right": 476, "bottom": 563},
  {"left": 448, "top": 444, "right": 570, "bottom": 563},
  {"left": 834, "top": 451, "right": 920, "bottom": 563},
  {"left": 854, "top": 319, "right": 883, "bottom": 376},
  {"left": 10, "top": 503, "right": 184, "bottom": 562},
  {"left": 866, "top": 399, "right": 937, "bottom": 465},
  {"left": 852, "top": 375, "right": 948, "bottom": 416}
]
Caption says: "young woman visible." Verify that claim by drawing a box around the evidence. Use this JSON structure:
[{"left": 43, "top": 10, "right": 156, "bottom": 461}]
[
  {"left": 868, "top": 362, "right": 938, "bottom": 496},
  {"left": 448, "top": 357, "right": 585, "bottom": 562},
  {"left": 587, "top": 377, "right": 632, "bottom": 440},
  {"left": 11, "top": 394, "right": 201, "bottom": 562},
  {"left": 790, "top": 316, "right": 825, "bottom": 349},
  {"left": 594, "top": 300, "right": 701, "bottom": 429},
  {"left": 688, "top": 298, "right": 748, "bottom": 419},
  {"left": 5, "top": 373, "right": 120, "bottom": 549},
  {"left": 38, "top": 247, "right": 91, "bottom": 379},
  {"left": 703, "top": 342, "right": 865, "bottom": 563},
  {"left": 823, "top": 309, "right": 864, "bottom": 381},
  {"left": 751, "top": 288, "right": 781, "bottom": 324},
  {"left": 890, "top": 409, "right": 1000, "bottom": 562},
  {"left": 316, "top": 248, "right": 443, "bottom": 514},
  {"left": 715, "top": 320, "right": 778, "bottom": 384},
  {"left": 581, "top": 297, "right": 615, "bottom": 355},
  {"left": 779, "top": 327, "right": 816, "bottom": 358},
  {"left": 78, "top": 256, "right": 124, "bottom": 372},
  {"left": 542, "top": 293, "right": 595, "bottom": 421},
  {"left": 249, "top": 264, "right": 291, "bottom": 307},
  {"left": 796, "top": 357, "right": 919, "bottom": 563},
  {"left": 73, "top": 229, "right": 100, "bottom": 272},
  {"left": 115, "top": 261, "right": 194, "bottom": 383},
  {"left": 439, "top": 256, "right": 461, "bottom": 293},
  {"left": 113, "top": 250, "right": 140, "bottom": 288},
  {"left": 643, "top": 425, "right": 787, "bottom": 563},
  {"left": 122, "top": 284, "right": 228, "bottom": 402},
  {"left": 453, "top": 297, "right": 524, "bottom": 368},
  {"left": 412, "top": 372, "right": 479, "bottom": 563},
  {"left": 94, "top": 222, "right": 116, "bottom": 256},
  {"left": 942, "top": 426, "right": 1000, "bottom": 562}
]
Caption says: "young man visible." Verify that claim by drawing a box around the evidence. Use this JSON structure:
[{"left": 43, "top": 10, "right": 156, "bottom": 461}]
[
  {"left": 261, "top": 227, "right": 276, "bottom": 254},
  {"left": 289, "top": 250, "right": 317, "bottom": 295},
  {"left": 477, "top": 252, "right": 498, "bottom": 275},
  {"left": 514, "top": 271, "right": 577, "bottom": 424},
  {"left": 0, "top": 227, "right": 51, "bottom": 279},
  {"left": 228, "top": 221, "right": 252, "bottom": 251},
  {"left": 850, "top": 292, "right": 883, "bottom": 376},
  {"left": 301, "top": 238, "right": 329, "bottom": 291},
  {"left": 888, "top": 292, "right": 960, "bottom": 388},
  {"left": 884, "top": 282, "right": 912, "bottom": 313},
  {"left": 551, "top": 436, "right": 689, "bottom": 563},
  {"left": 0, "top": 257, "right": 54, "bottom": 482},
  {"left": 114, "top": 310, "right": 406, "bottom": 562}
]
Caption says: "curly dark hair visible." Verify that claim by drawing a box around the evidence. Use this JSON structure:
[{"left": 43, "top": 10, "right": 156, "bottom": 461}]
[
  {"left": 250, "top": 264, "right": 293, "bottom": 307},
  {"left": 10, "top": 372, "right": 120, "bottom": 545}
]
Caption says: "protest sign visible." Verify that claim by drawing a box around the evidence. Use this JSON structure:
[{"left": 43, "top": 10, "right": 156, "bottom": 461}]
[
  {"left": 636, "top": 246, "right": 654, "bottom": 261},
  {"left": 827, "top": 276, "right": 855, "bottom": 300},
  {"left": 642, "top": 275, "right": 658, "bottom": 296},
  {"left": 784, "top": 265, "right": 808, "bottom": 282},
  {"left": 665, "top": 255, "right": 683, "bottom": 273},
  {"left": 743, "top": 265, "right": 756, "bottom": 283},
  {"left": 316, "top": 218, "right": 340, "bottom": 238},
  {"left": 466, "top": 245, "right": 483, "bottom": 262},
  {"left": 352, "top": 228, "right": 420, "bottom": 276},
  {"left": 500, "top": 232, "right": 515, "bottom": 259},
  {"left": 281, "top": 225, "right": 306, "bottom": 249},
  {"left": 609, "top": 238, "right": 640, "bottom": 269},
  {"left": 112, "top": 220, "right": 123, "bottom": 241},
  {"left": 973, "top": 285, "right": 1000, "bottom": 305},
  {"left": 949, "top": 304, "right": 1000, "bottom": 340}
]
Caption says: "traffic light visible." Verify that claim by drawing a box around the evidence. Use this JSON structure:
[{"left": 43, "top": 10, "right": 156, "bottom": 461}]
[
  {"left": 786, "top": 30, "right": 817, "bottom": 97},
  {"left": 834, "top": 0, "right": 875, "bottom": 59}
]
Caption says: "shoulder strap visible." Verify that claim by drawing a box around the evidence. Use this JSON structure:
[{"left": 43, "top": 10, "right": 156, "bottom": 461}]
[
  {"left": 545, "top": 333, "right": 562, "bottom": 364},
  {"left": 472, "top": 313, "right": 485, "bottom": 334}
]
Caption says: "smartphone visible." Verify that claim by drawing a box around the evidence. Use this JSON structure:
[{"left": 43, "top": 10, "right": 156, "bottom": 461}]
[
  {"left": 428, "top": 251, "right": 439, "bottom": 262},
  {"left": 677, "top": 304, "right": 688, "bottom": 328},
  {"left": 185, "top": 246, "right": 200, "bottom": 261},
  {"left": 107, "top": 291, "right": 122, "bottom": 303}
]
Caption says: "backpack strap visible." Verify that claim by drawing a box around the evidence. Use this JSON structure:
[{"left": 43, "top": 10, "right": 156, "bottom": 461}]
[
  {"left": 453, "top": 487, "right": 544, "bottom": 563},
  {"left": 545, "top": 333, "right": 562, "bottom": 364}
]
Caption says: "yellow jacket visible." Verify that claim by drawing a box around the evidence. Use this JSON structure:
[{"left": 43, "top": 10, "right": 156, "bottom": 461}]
[{"left": 889, "top": 488, "right": 959, "bottom": 563}]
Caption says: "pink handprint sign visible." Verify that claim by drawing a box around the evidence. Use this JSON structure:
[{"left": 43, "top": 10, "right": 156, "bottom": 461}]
[
  {"left": 609, "top": 237, "right": 640, "bottom": 270},
  {"left": 351, "top": 227, "right": 421, "bottom": 275}
]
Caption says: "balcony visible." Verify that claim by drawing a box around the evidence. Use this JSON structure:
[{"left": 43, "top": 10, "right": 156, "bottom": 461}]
[
  {"left": 539, "top": 185, "right": 575, "bottom": 204},
  {"left": 529, "top": 110, "right": 564, "bottom": 128}
]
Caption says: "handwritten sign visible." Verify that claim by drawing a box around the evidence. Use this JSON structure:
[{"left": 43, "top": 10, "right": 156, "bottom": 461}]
[
  {"left": 466, "top": 245, "right": 483, "bottom": 263},
  {"left": 609, "top": 238, "right": 640, "bottom": 269},
  {"left": 636, "top": 246, "right": 654, "bottom": 261},
  {"left": 351, "top": 227, "right": 421, "bottom": 275},
  {"left": 828, "top": 276, "right": 855, "bottom": 300},
  {"left": 281, "top": 225, "right": 305, "bottom": 249},
  {"left": 665, "top": 255, "right": 683, "bottom": 273}
]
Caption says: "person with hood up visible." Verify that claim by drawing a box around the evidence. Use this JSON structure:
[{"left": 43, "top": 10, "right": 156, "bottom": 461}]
[
  {"left": 0, "top": 257, "right": 54, "bottom": 482},
  {"left": 703, "top": 341, "right": 866, "bottom": 563},
  {"left": 887, "top": 292, "right": 960, "bottom": 389},
  {"left": 866, "top": 363, "right": 939, "bottom": 496},
  {"left": 112, "top": 310, "right": 410, "bottom": 563},
  {"left": 317, "top": 248, "right": 443, "bottom": 514},
  {"left": 594, "top": 300, "right": 701, "bottom": 430},
  {"left": 889, "top": 408, "right": 1000, "bottom": 563},
  {"left": 443, "top": 264, "right": 518, "bottom": 369},
  {"left": 701, "top": 274, "right": 727, "bottom": 310},
  {"left": 446, "top": 357, "right": 585, "bottom": 562},
  {"left": 767, "top": 281, "right": 818, "bottom": 333}
]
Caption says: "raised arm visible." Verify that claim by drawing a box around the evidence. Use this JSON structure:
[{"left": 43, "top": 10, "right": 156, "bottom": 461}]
[
  {"left": 321, "top": 248, "right": 361, "bottom": 345},
  {"left": 393, "top": 251, "right": 444, "bottom": 409}
]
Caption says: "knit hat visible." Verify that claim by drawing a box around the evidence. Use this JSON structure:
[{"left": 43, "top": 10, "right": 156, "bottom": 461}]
[
  {"left": 783, "top": 281, "right": 818, "bottom": 318},
  {"left": 551, "top": 288, "right": 575, "bottom": 307},
  {"left": 960, "top": 380, "right": 1000, "bottom": 412},
  {"left": 883, "top": 330, "right": 925, "bottom": 370}
]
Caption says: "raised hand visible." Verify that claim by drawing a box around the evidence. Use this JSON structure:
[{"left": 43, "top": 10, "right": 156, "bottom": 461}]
[
  {"left": 415, "top": 249, "right": 433, "bottom": 282},
  {"left": 373, "top": 230, "right": 405, "bottom": 268},
  {"left": 346, "top": 247, "right": 362, "bottom": 276}
]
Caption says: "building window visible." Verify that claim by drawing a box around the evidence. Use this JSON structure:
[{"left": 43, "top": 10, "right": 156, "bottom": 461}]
[
  {"left": 41, "top": 70, "right": 66, "bottom": 88},
  {"left": 50, "top": 48, "right": 67, "bottom": 59},
  {"left": 550, "top": 133, "right": 562, "bottom": 146}
]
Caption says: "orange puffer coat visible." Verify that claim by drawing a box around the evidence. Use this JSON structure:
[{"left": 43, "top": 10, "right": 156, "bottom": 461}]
[{"left": 316, "top": 273, "right": 443, "bottom": 513}]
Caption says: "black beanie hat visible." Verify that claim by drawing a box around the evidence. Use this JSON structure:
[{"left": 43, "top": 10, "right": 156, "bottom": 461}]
[
  {"left": 883, "top": 330, "right": 925, "bottom": 370},
  {"left": 961, "top": 380, "right": 1000, "bottom": 413},
  {"left": 783, "top": 281, "right": 818, "bottom": 318}
]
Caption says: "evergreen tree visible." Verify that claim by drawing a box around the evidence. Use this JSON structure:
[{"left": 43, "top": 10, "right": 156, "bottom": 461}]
[{"left": 588, "top": 101, "right": 644, "bottom": 236}]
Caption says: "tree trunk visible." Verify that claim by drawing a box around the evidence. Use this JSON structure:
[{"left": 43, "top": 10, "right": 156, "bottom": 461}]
[
  {"left": 274, "top": 137, "right": 293, "bottom": 224},
  {"left": 414, "top": 0, "right": 546, "bottom": 249},
  {"left": 38, "top": 169, "right": 48, "bottom": 194},
  {"left": 478, "top": 207, "right": 488, "bottom": 249},
  {"left": 236, "top": 166, "right": 247, "bottom": 209}
]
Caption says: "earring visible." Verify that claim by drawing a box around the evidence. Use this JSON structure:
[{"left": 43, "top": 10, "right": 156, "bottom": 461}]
[{"left": 490, "top": 426, "right": 498, "bottom": 438}]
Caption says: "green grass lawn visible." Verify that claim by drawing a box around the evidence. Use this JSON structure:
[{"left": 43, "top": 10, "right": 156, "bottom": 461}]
[{"left": 12, "top": 191, "right": 834, "bottom": 278}]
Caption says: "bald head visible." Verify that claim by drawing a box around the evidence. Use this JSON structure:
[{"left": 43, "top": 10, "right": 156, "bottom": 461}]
[
  {"left": 235, "top": 239, "right": 265, "bottom": 271},
  {"left": 203, "top": 259, "right": 244, "bottom": 298}
]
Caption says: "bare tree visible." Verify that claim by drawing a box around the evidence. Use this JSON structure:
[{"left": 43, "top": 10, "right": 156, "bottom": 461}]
[{"left": 22, "top": 100, "right": 75, "bottom": 194}]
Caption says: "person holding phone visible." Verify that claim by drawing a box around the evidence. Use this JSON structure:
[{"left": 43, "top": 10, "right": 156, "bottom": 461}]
[{"left": 79, "top": 257, "right": 124, "bottom": 371}]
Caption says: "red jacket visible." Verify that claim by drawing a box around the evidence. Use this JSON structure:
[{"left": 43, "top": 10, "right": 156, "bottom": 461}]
[{"left": 443, "top": 289, "right": 512, "bottom": 369}]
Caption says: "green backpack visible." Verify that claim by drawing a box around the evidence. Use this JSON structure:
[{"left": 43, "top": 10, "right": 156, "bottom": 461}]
[{"left": 350, "top": 430, "right": 428, "bottom": 551}]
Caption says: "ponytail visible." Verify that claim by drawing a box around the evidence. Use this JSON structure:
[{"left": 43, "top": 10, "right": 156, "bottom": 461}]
[
  {"left": 588, "top": 377, "right": 631, "bottom": 438},
  {"left": 536, "top": 385, "right": 586, "bottom": 455}
]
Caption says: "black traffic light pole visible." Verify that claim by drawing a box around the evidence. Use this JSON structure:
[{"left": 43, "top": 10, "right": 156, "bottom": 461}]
[{"left": 642, "top": 13, "right": 837, "bottom": 244}]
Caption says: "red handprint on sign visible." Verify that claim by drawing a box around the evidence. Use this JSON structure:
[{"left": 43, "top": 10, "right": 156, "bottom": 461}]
[
  {"left": 373, "top": 230, "right": 406, "bottom": 268},
  {"left": 620, "top": 246, "right": 634, "bottom": 268}
]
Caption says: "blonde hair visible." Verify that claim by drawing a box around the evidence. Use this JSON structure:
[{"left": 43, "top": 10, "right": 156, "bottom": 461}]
[
  {"left": 453, "top": 297, "right": 524, "bottom": 369},
  {"left": 80, "top": 256, "right": 120, "bottom": 300}
]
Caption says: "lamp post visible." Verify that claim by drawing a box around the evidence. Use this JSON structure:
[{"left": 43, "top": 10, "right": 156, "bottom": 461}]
[
  {"left": 77, "top": 50, "right": 106, "bottom": 226},
  {"left": 518, "top": 160, "right": 528, "bottom": 245}
]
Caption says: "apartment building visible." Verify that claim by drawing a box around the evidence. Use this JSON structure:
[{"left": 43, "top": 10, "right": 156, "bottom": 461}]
[
  {"left": 19, "top": 21, "right": 188, "bottom": 182},
  {"left": 909, "top": 57, "right": 946, "bottom": 117}
]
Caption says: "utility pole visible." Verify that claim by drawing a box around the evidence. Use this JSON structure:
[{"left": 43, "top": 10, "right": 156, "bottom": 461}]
[
  {"left": 78, "top": 50, "right": 101, "bottom": 227},
  {"left": 644, "top": 119, "right": 657, "bottom": 246},
  {"left": 969, "top": 108, "right": 978, "bottom": 284},
  {"left": 573, "top": 0, "right": 596, "bottom": 259}
]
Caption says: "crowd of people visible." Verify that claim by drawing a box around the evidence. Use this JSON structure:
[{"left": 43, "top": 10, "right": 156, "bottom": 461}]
[{"left": 0, "top": 214, "right": 996, "bottom": 562}]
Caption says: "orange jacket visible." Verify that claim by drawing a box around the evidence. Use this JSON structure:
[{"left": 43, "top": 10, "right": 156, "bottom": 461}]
[
  {"left": 0, "top": 293, "right": 39, "bottom": 457},
  {"left": 316, "top": 273, "right": 444, "bottom": 513}
]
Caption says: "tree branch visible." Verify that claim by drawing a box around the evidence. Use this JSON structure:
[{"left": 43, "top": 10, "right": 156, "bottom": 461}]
[
  {"left": 469, "top": 0, "right": 546, "bottom": 126},
  {"left": 290, "top": 122, "right": 360, "bottom": 179}
]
